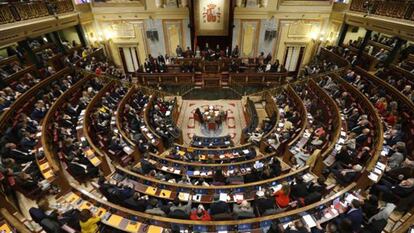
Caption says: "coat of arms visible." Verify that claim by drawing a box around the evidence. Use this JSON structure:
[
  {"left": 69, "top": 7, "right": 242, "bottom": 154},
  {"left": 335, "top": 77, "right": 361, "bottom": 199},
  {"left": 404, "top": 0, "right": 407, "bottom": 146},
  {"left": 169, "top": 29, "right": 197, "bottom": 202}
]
[{"left": 202, "top": 3, "right": 221, "bottom": 23}]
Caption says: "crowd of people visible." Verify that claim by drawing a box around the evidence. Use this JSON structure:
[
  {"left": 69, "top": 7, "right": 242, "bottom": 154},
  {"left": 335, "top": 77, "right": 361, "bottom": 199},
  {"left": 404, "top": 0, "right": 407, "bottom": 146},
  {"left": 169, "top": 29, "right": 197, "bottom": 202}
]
[
  {"left": 122, "top": 91, "right": 158, "bottom": 154},
  {"left": 97, "top": 172, "right": 327, "bottom": 222},
  {"left": 1, "top": 27, "right": 414, "bottom": 233},
  {"left": 0, "top": 72, "right": 84, "bottom": 194},
  {"left": 345, "top": 69, "right": 414, "bottom": 218},
  {"left": 0, "top": 72, "right": 40, "bottom": 114},
  {"left": 52, "top": 77, "right": 104, "bottom": 180},
  {"left": 149, "top": 97, "right": 181, "bottom": 147},
  {"left": 375, "top": 67, "right": 414, "bottom": 103},
  {"left": 140, "top": 44, "right": 287, "bottom": 74},
  {"left": 133, "top": 152, "right": 282, "bottom": 186}
]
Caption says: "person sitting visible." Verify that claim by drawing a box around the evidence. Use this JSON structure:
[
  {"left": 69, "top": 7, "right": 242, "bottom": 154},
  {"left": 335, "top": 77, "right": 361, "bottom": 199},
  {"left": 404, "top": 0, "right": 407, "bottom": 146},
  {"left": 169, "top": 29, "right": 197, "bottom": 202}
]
[
  {"left": 254, "top": 190, "right": 276, "bottom": 216},
  {"left": 209, "top": 193, "right": 230, "bottom": 218},
  {"left": 285, "top": 221, "right": 310, "bottom": 233},
  {"left": 79, "top": 209, "right": 101, "bottom": 233},
  {"left": 290, "top": 176, "right": 309, "bottom": 200},
  {"left": 121, "top": 192, "right": 148, "bottom": 212},
  {"left": 168, "top": 196, "right": 192, "bottom": 219},
  {"left": 338, "top": 199, "right": 363, "bottom": 233},
  {"left": 274, "top": 184, "right": 291, "bottom": 209},
  {"left": 371, "top": 177, "right": 414, "bottom": 202},
  {"left": 190, "top": 204, "right": 211, "bottom": 221},
  {"left": 331, "top": 164, "right": 363, "bottom": 186},
  {"left": 29, "top": 199, "right": 61, "bottom": 233},
  {"left": 233, "top": 200, "right": 255, "bottom": 219}
]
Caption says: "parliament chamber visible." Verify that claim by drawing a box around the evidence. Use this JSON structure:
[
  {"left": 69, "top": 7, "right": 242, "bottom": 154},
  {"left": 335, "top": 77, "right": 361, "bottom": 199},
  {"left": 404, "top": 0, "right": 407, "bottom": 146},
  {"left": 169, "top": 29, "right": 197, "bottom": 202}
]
[{"left": 1, "top": 0, "right": 414, "bottom": 232}]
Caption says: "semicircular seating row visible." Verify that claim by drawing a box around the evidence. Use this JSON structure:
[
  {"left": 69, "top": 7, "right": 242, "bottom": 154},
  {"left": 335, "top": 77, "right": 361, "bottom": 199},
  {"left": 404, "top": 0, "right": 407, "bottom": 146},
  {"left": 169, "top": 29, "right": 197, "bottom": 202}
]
[{"left": 2, "top": 45, "right": 410, "bottom": 233}]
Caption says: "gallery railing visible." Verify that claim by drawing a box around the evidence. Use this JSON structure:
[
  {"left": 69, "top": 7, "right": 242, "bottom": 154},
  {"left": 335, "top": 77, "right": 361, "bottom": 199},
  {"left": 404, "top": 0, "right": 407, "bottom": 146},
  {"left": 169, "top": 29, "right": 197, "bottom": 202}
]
[
  {"left": 0, "top": 0, "right": 74, "bottom": 25},
  {"left": 350, "top": 0, "right": 414, "bottom": 21}
]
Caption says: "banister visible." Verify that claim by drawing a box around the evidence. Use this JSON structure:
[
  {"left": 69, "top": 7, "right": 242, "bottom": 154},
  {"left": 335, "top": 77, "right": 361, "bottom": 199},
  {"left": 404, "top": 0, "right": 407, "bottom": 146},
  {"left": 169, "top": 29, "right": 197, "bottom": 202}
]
[{"left": 69, "top": 181, "right": 356, "bottom": 225}]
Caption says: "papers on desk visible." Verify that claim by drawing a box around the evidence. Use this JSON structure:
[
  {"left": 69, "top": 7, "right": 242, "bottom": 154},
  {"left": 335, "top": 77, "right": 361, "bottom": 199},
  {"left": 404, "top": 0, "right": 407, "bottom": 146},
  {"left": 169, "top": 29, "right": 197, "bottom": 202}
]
[
  {"left": 340, "top": 131, "right": 347, "bottom": 137},
  {"left": 160, "top": 189, "right": 171, "bottom": 198},
  {"left": 253, "top": 161, "right": 264, "bottom": 169},
  {"left": 368, "top": 172, "right": 380, "bottom": 182},
  {"left": 374, "top": 168, "right": 382, "bottom": 174},
  {"left": 106, "top": 214, "right": 123, "bottom": 226},
  {"left": 302, "top": 173, "right": 314, "bottom": 183},
  {"left": 345, "top": 194, "right": 359, "bottom": 205},
  {"left": 233, "top": 194, "right": 244, "bottom": 203},
  {"left": 242, "top": 149, "right": 250, "bottom": 154},
  {"left": 147, "top": 225, "right": 163, "bottom": 233},
  {"left": 323, "top": 207, "right": 339, "bottom": 220},
  {"left": 178, "top": 192, "right": 190, "bottom": 201},
  {"left": 123, "top": 146, "right": 133, "bottom": 155},
  {"left": 270, "top": 184, "right": 282, "bottom": 193},
  {"left": 125, "top": 221, "right": 141, "bottom": 232},
  {"left": 376, "top": 162, "right": 386, "bottom": 171},
  {"left": 193, "top": 194, "right": 202, "bottom": 202},
  {"left": 219, "top": 193, "right": 230, "bottom": 202},
  {"left": 145, "top": 187, "right": 157, "bottom": 195},
  {"left": 302, "top": 214, "right": 317, "bottom": 228}
]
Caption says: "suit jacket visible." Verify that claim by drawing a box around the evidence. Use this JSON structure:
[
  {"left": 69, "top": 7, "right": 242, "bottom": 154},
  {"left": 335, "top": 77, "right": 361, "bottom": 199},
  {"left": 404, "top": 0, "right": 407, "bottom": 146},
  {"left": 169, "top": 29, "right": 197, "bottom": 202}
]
[
  {"left": 210, "top": 201, "right": 229, "bottom": 215},
  {"left": 344, "top": 208, "right": 363, "bottom": 232}
]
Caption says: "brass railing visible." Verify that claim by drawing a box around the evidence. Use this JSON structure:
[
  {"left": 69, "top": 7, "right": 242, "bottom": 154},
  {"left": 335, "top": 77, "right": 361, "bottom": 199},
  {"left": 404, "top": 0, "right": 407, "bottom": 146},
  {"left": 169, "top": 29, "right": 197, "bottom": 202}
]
[
  {"left": 0, "top": 0, "right": 74, "bottom": 25},
  {"left": 350, "top": 0, "right": 414, "bottom": 21}
]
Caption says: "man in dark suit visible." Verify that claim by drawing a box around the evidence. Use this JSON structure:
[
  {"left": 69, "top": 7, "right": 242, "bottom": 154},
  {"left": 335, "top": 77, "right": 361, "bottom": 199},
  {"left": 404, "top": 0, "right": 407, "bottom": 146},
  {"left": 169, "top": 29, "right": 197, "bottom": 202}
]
[
  {"left": 290, "top": 176, "right": 309, "bottom": 199},
  {"left": 209, "top": 194, "right": 229, "bottom": 216},
  {"left": 339, "top": 199, "right": 363, "bottom": 232},
  {"left": 254, "top": 190, "right": 276, "bottom": 216}
]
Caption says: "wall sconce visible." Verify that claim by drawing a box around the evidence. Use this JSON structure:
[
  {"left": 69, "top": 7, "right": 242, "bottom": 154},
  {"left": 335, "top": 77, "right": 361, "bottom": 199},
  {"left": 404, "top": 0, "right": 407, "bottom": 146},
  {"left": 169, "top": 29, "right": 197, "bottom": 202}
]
[
  {"left": 155, "top": 0, "right": 163, "bottom": 8},
  {"left": 236, "top": 0, "right": 242, "bottom": 7},
  {"left": 260, "top": 0, "right": 269, "bottom": 7},
  {"left": 104, "top": 29, "right": 115, "bottom": 40},
  {"left": 309, "top": 31, "right": 319, "bottom": 41},
  {"left": 180, "top": 0, "right": 188, "bottom": 7}
]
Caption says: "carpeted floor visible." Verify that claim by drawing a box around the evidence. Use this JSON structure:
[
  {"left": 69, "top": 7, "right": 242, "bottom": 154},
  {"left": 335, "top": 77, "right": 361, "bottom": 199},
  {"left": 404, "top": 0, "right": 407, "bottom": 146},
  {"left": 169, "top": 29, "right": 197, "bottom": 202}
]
[{"left": 177, "top": 100, "right": 247, "bottom": 146}]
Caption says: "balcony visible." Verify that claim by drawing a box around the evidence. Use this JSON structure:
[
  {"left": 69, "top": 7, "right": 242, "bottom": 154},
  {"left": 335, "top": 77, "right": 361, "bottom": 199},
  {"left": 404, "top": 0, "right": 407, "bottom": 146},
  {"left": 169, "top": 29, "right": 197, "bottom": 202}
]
[
  {"left": 0, "top": 0, "right": 74, "bottom": 25},
  {"left": 349, "top": 0, "right": 414, "bottom": 21}
]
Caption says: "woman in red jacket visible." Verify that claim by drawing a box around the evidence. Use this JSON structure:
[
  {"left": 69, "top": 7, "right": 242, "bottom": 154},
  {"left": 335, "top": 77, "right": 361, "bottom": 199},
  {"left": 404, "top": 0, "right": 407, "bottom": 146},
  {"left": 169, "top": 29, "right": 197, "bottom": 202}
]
[
  {"left": 274, "top": 184, "right": 291, "bottom": 208},
  {"left": 190, "top": 205, "right": 211, "bottom": 221}
]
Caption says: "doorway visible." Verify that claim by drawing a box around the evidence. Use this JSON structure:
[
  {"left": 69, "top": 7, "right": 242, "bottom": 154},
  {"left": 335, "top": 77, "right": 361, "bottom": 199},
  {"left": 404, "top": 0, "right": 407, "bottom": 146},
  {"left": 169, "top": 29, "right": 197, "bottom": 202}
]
[
  {"left": 119, "top": 47, "right": 140, "bottom": 73},
  {"left": 283, "top": 45, "right": 305, "bottom": 75}
]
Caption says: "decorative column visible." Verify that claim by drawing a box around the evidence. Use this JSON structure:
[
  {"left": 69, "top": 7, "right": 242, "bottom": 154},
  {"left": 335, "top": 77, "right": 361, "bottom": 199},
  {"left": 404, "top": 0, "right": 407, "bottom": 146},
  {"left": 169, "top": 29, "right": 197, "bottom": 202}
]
[
  {"left": 75, "top": 24, "right": 88, "bottom": 47},
  {"left": 52, "top": 31, "right": 67, "bottom": 54},
  {"left": 385, "top": 38, "right": 406, "bottom": 65},
  {"left": 337, "top": 23, "right": 349, "bottom": 46},
  {"left": 17, "top": 40, "right": 41, "bottom": 68},
  {"left": 356, "top": 29, "right": 372, "bottom": 63}
]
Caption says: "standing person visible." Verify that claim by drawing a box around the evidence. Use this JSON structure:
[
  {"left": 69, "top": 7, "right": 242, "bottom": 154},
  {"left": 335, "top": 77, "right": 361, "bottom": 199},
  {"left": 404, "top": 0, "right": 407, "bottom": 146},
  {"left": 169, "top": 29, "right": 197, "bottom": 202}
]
[
  {"left": 79, "top": 209, "right": 101, "bottom": 233},
  {"left": 232, "top": 45, "right": 240, "bottom": 58},
  {"left": 225, "top": 46, "right": 231, "bottom": 57},
  {"left": 176, "top": 45, "right": 183, "bottom": 57}
]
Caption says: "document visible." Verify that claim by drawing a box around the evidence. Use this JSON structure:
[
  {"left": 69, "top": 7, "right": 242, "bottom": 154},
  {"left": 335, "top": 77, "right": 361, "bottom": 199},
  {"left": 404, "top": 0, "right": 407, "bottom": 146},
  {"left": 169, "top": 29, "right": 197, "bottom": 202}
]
[
  {"left": 145, "top": 187, "right": 157, "bottom": 195},
  {"left": 302, "top": 214, "right": 317, "bottom": 228},
  {"left": 219, "top": 193, "right": 230, "bottom": 202},
  {"left": 178, "top": 192, "right": 190, "bottom": 201},
  {"left": 233, "top": 194, "right": 244, "bottom": 203},
  {"left": 368, "top": 172, "right": 379, "bottom": 182}
]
